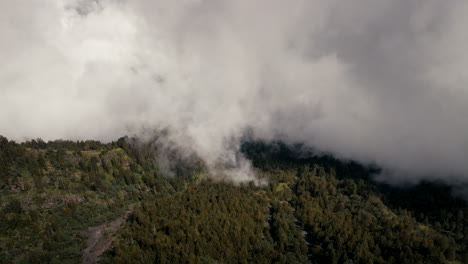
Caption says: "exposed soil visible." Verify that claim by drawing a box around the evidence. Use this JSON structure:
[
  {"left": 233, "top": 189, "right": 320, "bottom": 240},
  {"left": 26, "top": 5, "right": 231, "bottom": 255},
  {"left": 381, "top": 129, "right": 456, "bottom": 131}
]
[{"left": 82, "top": 205, "right": 134, "bottom": 264}]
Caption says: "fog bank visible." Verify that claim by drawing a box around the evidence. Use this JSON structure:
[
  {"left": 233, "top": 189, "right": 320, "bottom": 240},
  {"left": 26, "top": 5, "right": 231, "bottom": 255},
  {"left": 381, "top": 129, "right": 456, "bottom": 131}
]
[{"left": 1, "top": 0, "right": 468, "bottom": 183}]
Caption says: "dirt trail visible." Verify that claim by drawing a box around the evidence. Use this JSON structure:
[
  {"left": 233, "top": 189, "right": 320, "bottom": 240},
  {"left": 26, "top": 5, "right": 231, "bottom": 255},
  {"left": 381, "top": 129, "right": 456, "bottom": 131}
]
[{"left": 82, "top": 205, "right": 134, "bottom": 264}]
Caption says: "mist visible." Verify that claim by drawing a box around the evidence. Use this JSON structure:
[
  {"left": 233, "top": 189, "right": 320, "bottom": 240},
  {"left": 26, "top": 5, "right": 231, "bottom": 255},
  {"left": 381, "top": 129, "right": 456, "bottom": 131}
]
[{"left": 1, "top": 0, "right": 468, "bottom": 184}]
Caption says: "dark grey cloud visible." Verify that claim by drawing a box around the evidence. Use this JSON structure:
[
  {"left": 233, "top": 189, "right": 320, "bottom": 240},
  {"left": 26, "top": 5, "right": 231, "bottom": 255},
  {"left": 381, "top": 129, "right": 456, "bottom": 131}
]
[{"left": 1, "top": 0, "right": 468, "bottom": 183}]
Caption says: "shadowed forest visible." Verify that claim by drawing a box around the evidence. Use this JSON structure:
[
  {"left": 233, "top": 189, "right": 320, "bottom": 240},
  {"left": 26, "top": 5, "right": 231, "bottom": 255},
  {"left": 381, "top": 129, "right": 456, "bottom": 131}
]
[{"left": 0, "top": 135, "right": 467, "bottom": 263}]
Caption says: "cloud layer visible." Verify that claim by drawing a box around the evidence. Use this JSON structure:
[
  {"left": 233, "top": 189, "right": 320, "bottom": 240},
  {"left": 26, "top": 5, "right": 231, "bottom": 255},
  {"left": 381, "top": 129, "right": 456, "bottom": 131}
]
[{"left": 1, "top": 0, "right": 468, "bottom": 183}]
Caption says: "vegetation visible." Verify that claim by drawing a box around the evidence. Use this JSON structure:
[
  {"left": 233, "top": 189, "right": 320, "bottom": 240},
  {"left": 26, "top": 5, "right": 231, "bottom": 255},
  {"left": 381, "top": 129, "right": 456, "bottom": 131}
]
[
  {"left": 0, "top": 136, "right": 467, "bottom": 263},
  {"left": 0, "top": 136, "right": 169, "bottom": 263}
]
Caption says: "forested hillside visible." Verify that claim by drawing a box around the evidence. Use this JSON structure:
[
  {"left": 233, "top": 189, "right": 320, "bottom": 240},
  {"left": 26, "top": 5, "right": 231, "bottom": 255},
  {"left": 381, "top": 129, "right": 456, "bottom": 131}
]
[{"left": 0, "top": 136, "right": 467, "bottom": 263}]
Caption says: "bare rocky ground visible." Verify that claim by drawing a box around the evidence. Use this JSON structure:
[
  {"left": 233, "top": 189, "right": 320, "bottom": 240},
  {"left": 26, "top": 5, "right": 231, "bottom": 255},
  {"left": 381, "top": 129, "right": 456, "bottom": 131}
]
[{"left": 82, "top": 205, "right": 134, "bottom": 264}]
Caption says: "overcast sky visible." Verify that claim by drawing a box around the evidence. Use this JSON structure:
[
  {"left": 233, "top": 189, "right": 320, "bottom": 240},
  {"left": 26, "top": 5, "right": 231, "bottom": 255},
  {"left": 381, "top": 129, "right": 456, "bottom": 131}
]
[{"left": 1, "top": 0, "right": 468, "bottom": 184}]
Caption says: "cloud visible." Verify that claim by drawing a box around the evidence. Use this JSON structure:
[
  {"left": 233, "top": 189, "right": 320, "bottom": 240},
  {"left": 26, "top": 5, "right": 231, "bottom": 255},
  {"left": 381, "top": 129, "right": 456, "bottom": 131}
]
[{"left": 1, "top": 0, "right": 468, "bottom": 183}]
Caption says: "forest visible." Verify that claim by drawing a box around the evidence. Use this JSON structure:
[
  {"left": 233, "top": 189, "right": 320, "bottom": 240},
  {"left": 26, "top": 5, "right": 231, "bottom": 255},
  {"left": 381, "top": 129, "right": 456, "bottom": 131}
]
[{"left": 0, "top": 135, "right": 467, "bottom": 263}]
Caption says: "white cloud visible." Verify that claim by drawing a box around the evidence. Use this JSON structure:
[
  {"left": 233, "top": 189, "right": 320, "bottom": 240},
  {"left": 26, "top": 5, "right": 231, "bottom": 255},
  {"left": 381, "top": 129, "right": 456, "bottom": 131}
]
[{"left": 1, "top": 0, "right": 468, "bottom": 183}]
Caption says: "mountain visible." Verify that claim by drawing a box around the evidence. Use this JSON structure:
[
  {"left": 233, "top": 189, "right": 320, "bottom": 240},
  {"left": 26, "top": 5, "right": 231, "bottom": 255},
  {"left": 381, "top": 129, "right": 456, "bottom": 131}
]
[{"left": 0, "top": 136, "right": 466, "bottom": 264}]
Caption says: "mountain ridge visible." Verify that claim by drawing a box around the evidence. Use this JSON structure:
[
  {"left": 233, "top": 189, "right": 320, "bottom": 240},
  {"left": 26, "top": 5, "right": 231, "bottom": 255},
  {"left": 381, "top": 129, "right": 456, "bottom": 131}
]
[{"left": 0, "top": 135, "right": 466, "bottom": 263}]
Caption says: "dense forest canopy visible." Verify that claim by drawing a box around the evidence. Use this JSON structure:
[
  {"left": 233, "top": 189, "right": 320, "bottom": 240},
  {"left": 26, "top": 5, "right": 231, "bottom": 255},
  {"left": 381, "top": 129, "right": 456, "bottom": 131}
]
[{"left": 0, "top": 135, "right": 467, "bottom": 263}]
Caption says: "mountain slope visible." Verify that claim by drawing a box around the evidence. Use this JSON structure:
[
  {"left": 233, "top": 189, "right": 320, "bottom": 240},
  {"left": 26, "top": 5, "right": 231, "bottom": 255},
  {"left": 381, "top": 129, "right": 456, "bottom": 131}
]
[{"left": 0, "top": 136, "right": 467, "bottom": 263}]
